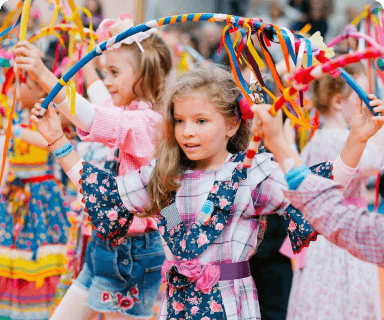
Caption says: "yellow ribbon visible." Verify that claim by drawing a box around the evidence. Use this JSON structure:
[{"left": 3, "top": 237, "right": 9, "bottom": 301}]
[
  {"left": 243, "top": 22, "right": 265, "bottom": 69},
  {"left": 77, "top": 7, "right": 95, "bottom": 52},
  {"left": 67, "top": 0, "right": 86, "bottom": 39},
  {"left": 49, "top": 0, "right": 61, "bottom": 32},
  {"left": 29, "top": 30, "right": 66, "bottom": 48},
  {"left": 351, "top": 5, "right": 371, "bottom": 26},
  {"left": 58, "top": 78, "right": 76, "bottom": 116},
  {"left": 299, "top": 24, "right": 312, "bottom": 36},
  {"left": 19, "top": 0, "right": 33, "bottom": 41},
  {"left": 282, "top": 87, "right": 311, "bottom": 129}
]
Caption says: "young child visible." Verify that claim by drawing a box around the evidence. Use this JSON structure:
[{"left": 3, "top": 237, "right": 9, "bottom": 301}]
[
  {"left": 288, "top": 63, "right": 384, "bottom": 319},
  {"left": 0, "top": 57, "right": 70, "bottom": 320},
  {"left": 30, "top": 65, "right": 375, "bottom": 320},
  {"left": 15, "top": 15, "right": 173, "bottom": 320}
]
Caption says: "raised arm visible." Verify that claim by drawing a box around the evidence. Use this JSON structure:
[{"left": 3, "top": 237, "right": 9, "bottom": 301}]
[{"left": 15, "top": 41, "right": 96, "bottom": 131}]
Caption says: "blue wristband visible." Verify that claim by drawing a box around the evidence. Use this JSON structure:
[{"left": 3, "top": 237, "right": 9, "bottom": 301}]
[
  {"left": 53, "top": 142, "right": 73, "bottom": 159},
  {"left": 14, "top": 126, "right": 23, "bottom": 138},
  {"left": 285, "top": 164, "right": 311, "bottom": 190}
]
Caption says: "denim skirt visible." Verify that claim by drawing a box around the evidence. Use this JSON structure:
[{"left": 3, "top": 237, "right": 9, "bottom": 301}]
[{"left": 75, "top": 230, "right": 165, "bottom": 317}]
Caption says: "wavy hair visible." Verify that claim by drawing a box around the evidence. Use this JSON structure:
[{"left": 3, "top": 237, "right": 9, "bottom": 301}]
[
  {"left": 142, "top": 65, "right": 250, "bottom": 217},
  {"left": 311, "top": 62, "right": 366, "bottom": 115}
]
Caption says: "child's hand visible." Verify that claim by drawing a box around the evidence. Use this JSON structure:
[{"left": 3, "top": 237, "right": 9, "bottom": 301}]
[
  {"left": 14, "top": 41, "right": 49, "bottom": 83},
  {"left": 350, "top": 94, "right": 384, "bottom": 143},
  {"left": 31, "top": 100, "right": 64, "bottom": 144},
  {"left": 251, "top": 104, "right": 287, "bottom": 153}
]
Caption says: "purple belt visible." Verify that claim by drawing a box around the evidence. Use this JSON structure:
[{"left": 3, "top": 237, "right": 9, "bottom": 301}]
[
  {"left": 162, "top": 259, "right": 251, "bottom": 292},
  {"left": 219, "top": 261, "right": 251, "bottom": 281}
]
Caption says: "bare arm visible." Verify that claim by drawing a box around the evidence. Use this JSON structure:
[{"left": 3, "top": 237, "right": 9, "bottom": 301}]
[
  {"left": 15, "top": 41, "right": 67, "bottom": 104},
  {"left": 12, "top": 126, "right": 48, "bottom": 148},
  {"left": 15, "top": 41, "right": 96, "bottom": 131},
  {"left": 31, "top": 103, "right": 81, "bottom": 174}
]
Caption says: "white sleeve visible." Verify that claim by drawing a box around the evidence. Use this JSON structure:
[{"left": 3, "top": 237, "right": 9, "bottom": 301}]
[
  {"left": 65, "top": 158, "right": 84, "bottom": 190},
  {"left": 86, "top": 80, "right": 112, "bottom": 105},
  {"left": 332, "top": 155, "right": 357, "bottom": 193},
  {"left": 55, "top": 93, "right": 96, "bottom": 132}
]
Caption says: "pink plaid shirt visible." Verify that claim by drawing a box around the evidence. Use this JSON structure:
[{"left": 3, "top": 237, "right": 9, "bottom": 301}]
[
  {"left": 284, "top": 173, "right": 384, "bottom": 268},
  {"left": 116, "top": 153, "right": 290, "bottom": 319},
  {"left": 77, "top": 99, "right": 161, "bottom": 234}
]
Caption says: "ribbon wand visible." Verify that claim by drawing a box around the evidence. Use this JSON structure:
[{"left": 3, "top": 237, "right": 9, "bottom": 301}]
[{"left": 243, "top": 76, "right": 265, "bottom": 168}]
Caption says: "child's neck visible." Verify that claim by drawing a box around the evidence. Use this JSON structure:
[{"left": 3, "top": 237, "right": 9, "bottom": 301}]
[
  {"left": 322, "top": 112, "right": 348, "bottom": 130},
  {"left": 193, "top": 151, "right": 230, "bottom": 171}
]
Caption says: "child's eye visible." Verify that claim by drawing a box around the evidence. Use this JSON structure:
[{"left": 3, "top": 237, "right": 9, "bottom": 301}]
[
  {"left": 174, "top": 119, "right": 183, "bottom": 124},
  {"left": 111, "top": 70, "right": 118, "bottom": 76},
  {"left": 197, "top": 119, "right": 207, "bottom": 124}
]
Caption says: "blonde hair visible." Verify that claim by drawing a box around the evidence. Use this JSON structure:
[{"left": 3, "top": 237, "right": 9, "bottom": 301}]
[
  {"left": 311, "top": 62, "right": 366, "bottom": 115},
  {"left": 142, "top": 66, "right": 250, "bottom": 217},
  {"left": 121, "top": 33, "right": 172, "bottom": 104}
]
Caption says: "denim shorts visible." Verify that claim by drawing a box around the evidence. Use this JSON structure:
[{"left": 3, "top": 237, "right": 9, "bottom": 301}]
[{"left": 74, "top": 230, "right": 165, "bottom": 318}]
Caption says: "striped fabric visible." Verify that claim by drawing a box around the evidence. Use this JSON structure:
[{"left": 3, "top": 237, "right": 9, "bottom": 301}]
[{"left": 0, "top": 275, "right": 60, "bottom": 320}]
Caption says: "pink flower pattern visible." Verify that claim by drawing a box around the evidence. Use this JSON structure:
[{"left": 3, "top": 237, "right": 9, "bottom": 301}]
[{"left": 100, "top": 286, "right": 138, "bottom": 314}]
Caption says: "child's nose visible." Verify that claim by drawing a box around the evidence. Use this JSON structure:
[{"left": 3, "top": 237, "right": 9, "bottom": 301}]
[
  {"left": 183, "top": 122, "right": 196, "bottom": 137},
  {"left": 103, "top": 75, "right": 112, "bottom": 87}
]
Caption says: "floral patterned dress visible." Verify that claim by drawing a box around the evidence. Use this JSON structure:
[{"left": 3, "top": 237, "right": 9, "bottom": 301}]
[
  {"left": 287, "top": 128, "right": 383, "bottom": 320},
  {"left": 0, "top": 132, "right": 70, "bottom": 320},
  {"left": 79, "top": 149, "right": 333, "bottom": 320}
]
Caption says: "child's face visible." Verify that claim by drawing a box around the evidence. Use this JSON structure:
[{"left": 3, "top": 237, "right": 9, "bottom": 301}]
[
  {"left": 102, "top": 48, "right": 138, "bottom": 106},
  {"left": 173, "top": 94, "right": 238, "bottom": 170},
  {"left": 340, "top": 74, "right": 368, "bottom": 124}
]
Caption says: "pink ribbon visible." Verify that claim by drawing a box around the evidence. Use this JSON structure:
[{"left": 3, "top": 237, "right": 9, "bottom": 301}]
[{"left": 162, "top": 259, "right": 221, "bottom": 292}]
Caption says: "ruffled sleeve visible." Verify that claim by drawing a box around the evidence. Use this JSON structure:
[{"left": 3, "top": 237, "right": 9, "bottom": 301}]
[
  {"left": 81, "top": 163, "right": 134, "bottom": 246},
  {"left": 280, "top": 161, "right": 334, "bottom": 253},
  {"left": 77, "top": 102, "right": 162, "bottom": 161}
]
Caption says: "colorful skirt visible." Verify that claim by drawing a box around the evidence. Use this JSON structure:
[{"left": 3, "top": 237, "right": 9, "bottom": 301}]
[{"left": 0, "top": 178, "right": 70, "bottom": 319}]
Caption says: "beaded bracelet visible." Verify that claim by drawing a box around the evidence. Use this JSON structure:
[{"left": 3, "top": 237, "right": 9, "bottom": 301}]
[{"left": 52, "top": 142, "right": 73, "bottom": 159}]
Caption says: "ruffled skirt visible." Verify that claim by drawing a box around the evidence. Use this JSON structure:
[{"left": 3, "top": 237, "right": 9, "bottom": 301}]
[{"left": 0, "top": 179, "right": 70, "bottom": 319}]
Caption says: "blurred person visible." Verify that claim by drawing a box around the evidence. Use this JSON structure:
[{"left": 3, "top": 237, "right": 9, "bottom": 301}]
[
  {"left": 82, "top": 0, "right": 104, "bottom": 30},
  {"left": 288, "top": 63, "right": 382, "bottom": 319},
  {"left": 289, "top": 0, "right": 334, "bottom": 38}
]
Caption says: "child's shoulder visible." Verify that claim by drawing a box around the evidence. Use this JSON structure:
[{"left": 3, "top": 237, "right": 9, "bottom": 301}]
[{"left": 230, "top": 150, "right": 281, "bottom": 185}]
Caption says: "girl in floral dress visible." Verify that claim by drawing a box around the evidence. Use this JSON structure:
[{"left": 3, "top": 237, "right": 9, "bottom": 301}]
[
  {"left": 0, "top": 57, "right": 70, "bottom": 320},
  {"left": 287, "top": 63, "right": 383, "bottom": 319},
  {"left": 30, "top": 65, "right": 367, "bottom": 319}
]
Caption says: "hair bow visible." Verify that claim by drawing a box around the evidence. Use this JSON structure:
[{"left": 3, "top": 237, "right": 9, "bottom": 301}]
[
  {"left": 237, "top": 95, "right": 254, "bottom": 122},
  {"left": 96, "top": 13, "right": 156, "bottom": 52}
]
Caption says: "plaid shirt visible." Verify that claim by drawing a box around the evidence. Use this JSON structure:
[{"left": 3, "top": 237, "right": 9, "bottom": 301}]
[
  {"left": 77, "top": 99, "right": 161, "bottom": 234},
  {"left": 284, "top": 173, "right": 384, "bottom": 268},
  {"left": 117, "top": 153, "right": 290, "bottom": 320}
]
